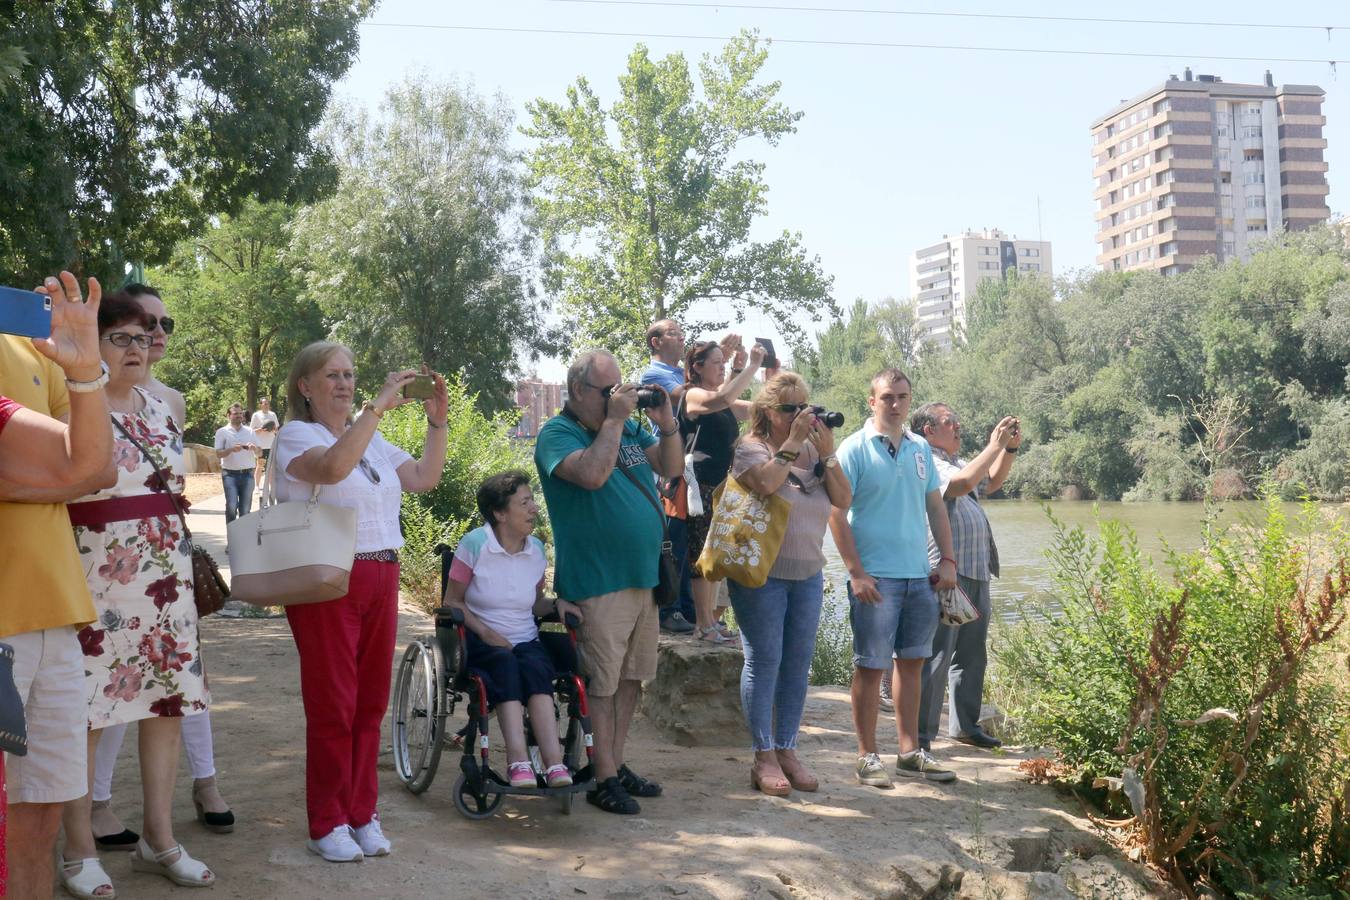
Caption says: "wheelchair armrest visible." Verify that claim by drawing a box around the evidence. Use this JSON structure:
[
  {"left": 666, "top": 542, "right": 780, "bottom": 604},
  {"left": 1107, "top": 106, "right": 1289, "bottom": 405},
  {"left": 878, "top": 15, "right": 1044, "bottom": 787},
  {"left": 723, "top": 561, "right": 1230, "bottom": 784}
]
[
  {"left": 434, "top": 605, "right": 465, "bottom": 626},
  {"left": 562, "top": 611, "right": 581, "bottom": 629},
  {"left": 536, "top": 604, "right": 580, "bottom": 630}
]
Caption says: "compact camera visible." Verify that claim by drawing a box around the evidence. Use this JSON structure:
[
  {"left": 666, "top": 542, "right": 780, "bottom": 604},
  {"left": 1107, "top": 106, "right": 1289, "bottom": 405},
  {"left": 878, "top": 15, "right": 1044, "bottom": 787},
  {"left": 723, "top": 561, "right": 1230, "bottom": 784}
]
[
  {"left": 634, "top": 387, "right": 664, "bottom": 409},
  {"left": 810, "top": 405, "right": 845, "bottom": 429}
]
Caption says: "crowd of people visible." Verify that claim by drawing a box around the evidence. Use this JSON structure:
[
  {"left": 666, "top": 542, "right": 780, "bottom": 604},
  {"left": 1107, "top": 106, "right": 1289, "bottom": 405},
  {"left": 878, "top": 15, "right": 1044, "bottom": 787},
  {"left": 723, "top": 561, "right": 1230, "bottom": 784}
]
[{"left": 0, "top": 272, "right": 1020, "bottom": 894}]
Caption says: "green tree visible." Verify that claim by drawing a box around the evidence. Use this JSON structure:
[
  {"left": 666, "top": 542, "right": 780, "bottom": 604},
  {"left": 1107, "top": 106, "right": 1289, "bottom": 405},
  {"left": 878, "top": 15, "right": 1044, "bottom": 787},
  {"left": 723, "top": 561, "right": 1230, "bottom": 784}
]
[
  {"left": 524, "top": 31, "right": 835, "bottom": 364},
  {"left": 149, "top": 200, "right": 325, "bottom": 441},
  {"left": 0, "top": 0, "right": 372, "bottom": 285},
  {"left": 293, "top": 76, "right": 545, "bottom": 413}
]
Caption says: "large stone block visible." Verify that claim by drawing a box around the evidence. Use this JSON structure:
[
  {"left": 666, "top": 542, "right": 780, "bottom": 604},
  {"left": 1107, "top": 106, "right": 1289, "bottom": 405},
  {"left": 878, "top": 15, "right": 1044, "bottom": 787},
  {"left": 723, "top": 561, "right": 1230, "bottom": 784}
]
[{"left": 641, "top": 636, "right": 745, "bottom": 746}]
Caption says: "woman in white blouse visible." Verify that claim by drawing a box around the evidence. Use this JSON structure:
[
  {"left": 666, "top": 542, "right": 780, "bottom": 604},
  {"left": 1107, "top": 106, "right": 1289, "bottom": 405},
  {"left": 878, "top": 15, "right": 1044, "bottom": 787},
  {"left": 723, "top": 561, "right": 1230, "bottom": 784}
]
[{"left": 273, "top": 342, "right": 448, "bottom": 863}]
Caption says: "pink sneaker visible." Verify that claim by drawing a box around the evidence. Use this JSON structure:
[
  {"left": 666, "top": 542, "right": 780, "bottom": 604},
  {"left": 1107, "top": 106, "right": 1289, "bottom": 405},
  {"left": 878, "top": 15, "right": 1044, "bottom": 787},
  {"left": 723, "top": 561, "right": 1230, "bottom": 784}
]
[
  {"left": 545, "top": 764, "right": 573, "bottom": 788},
  {"left": 507, "top": 762, "right": 536, "bottom": 788}
]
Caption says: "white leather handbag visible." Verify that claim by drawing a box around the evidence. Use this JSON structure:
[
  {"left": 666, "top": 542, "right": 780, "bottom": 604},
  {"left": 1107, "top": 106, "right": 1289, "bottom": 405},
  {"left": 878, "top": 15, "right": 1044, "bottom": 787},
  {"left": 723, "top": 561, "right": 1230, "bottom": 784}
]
[{"left": 226, "top": 451, "right": 358, "bottom": 606}]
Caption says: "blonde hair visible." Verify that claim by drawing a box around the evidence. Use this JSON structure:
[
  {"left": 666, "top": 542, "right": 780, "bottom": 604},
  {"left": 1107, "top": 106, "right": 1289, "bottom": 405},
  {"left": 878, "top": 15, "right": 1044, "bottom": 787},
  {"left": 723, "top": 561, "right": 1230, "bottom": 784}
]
[
  {"left": 285, "top": 341, "right": 354, "bottom": 423},
  {"left": 748, "top": 371, "right": 809, "bottom": 439}
]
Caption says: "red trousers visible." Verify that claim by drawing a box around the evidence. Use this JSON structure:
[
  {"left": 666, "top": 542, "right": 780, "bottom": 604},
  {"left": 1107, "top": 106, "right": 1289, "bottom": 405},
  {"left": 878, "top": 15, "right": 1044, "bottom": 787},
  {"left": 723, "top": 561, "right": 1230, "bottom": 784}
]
[{"left": 286, "top": 559, "right": 399, "bottom": 839}]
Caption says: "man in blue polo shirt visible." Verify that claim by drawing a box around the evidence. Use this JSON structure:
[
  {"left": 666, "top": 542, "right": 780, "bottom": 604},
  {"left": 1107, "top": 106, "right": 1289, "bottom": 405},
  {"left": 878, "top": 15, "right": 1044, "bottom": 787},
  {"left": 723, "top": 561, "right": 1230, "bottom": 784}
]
[
  {"left": 535, "top": 348, "right": 684, "bottom": 815},
  {"left": 829, "top": 367, "right": 959, "bottom": 787}
]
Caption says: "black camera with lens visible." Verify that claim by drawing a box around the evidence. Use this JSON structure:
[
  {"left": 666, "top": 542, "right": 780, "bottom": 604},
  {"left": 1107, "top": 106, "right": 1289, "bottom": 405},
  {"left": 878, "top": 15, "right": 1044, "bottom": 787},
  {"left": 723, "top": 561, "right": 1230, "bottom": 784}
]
[
  {"left": 634, "top": 387, "right": 664, "bottom": 409},
  {"left": 810, "top": 405, "right": 845, "bottom": 429}
]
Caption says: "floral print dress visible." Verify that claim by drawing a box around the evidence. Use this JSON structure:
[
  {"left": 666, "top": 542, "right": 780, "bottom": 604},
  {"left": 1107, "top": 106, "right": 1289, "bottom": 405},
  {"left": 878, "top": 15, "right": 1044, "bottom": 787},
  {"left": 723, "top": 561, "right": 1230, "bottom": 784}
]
[{"left": 72, "top": 388, "right": 209, "bottom": 728}]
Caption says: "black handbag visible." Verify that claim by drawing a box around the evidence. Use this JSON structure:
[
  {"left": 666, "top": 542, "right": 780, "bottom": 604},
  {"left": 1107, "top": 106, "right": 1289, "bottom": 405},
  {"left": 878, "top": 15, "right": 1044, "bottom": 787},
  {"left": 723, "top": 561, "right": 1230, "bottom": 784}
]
[
  {"left": 617, "top": 450, "right": 680, "bottom": 609},
  {"left": 0, "top": 641, "right": 28, "bottom": 756}
]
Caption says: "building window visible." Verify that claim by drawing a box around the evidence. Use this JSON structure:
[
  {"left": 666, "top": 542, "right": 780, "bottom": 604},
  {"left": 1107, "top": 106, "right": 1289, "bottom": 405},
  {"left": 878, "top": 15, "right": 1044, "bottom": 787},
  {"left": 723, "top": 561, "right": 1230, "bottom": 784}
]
[
  {"left": 1153, "top": 98, "right": 1171, "bottom": 115},
  {"left": 1156, "top": 171, "right": 1175, "bottom": 187},
  {"left": 1160, "top": 241, "right": 1178, "bottom": 256},
  {"left": 1153, "top": 123, "right": 1172, "bottom": 139},
  {"left": 1243, "top": 126, "right": 1263, "bottom": 138},
  {"left": 1158, "top": 218, "right": 1173, "bottom": 232},
  {"left": 1019, "top": 248, "right": 1040, "bottom": 257},
  {"left": 1246, "top": 195, "right": 1267, "bottom": 209}
]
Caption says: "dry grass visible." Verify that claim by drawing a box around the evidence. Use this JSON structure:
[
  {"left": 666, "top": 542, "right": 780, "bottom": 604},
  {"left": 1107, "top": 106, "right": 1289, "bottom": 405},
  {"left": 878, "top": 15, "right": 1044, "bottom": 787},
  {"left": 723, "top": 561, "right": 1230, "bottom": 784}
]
[{"left": 182, "top": 472, "right": 225, "bottom": 506}]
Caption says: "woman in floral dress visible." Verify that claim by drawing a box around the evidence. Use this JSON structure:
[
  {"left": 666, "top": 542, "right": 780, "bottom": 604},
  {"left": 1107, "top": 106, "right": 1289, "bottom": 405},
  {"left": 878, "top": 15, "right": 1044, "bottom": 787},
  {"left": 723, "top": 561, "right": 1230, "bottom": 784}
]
[{"left": 57, "top": 294, "right": 215, "bottom": 898}]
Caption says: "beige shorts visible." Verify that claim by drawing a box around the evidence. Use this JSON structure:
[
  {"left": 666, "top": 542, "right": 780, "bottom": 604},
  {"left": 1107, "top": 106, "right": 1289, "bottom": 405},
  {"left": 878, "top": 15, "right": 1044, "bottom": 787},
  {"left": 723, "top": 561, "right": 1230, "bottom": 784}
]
[
  {"left": 575, "top": 587, "right": 659, "bottom": 697},
  {"left": 4, "top": 625, "right": 89, "bottom": 804}
]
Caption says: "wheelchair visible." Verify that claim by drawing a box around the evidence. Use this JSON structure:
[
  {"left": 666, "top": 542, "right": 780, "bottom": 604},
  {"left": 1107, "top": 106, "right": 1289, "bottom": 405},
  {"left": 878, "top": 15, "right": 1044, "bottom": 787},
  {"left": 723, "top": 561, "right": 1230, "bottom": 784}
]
[{"left": 390, "top": 543, "right": 596, "bottom": 818}]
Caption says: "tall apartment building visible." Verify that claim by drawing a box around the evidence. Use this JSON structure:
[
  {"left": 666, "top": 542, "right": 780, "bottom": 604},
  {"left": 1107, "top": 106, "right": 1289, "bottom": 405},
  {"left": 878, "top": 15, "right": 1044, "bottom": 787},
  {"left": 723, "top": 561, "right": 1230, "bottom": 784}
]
[
  {"left": 512, "top": 378, "right": 563, "bottom": 439},
  {"left": 910, "top": 228, "right": 1052, "bottom": 350},
  {"left": 1092, "top": 69, "right": 1329, "bottom": 275}
]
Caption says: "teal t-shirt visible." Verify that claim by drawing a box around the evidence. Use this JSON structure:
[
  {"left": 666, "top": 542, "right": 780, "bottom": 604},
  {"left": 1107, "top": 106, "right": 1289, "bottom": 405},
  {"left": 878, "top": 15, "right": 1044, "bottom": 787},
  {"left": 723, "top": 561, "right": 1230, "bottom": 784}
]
[
  {"left": 533, "top": 414, "right": 663, "bottom": 601},
  {"left": 835, "top": 419, "right": 940, "bottom": 579}
]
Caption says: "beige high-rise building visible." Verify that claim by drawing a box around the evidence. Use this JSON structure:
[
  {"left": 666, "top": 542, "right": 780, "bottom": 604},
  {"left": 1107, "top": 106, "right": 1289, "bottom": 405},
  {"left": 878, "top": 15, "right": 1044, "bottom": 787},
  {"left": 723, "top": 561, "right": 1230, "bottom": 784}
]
[
  {"left": 1092, "top": 69, "right": 1329, "bottom": 275},
  {"left": 910, "top": 228, "right": 1052, "bottom": 350}
]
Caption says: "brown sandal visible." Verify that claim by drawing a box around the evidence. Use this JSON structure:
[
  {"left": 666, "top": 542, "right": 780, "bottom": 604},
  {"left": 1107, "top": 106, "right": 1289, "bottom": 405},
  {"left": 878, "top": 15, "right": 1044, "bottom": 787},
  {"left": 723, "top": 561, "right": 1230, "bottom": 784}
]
[
  {"left": 750, "top": 764, "right": 792, "bottom": 797},
  {"left": 776, "top": 751, "right": 818, "bottom": 792}
]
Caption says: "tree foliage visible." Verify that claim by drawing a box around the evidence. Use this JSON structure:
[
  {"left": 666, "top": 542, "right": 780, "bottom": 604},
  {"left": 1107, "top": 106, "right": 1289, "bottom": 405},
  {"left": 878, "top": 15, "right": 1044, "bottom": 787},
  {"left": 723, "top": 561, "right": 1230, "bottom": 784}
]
[
  {"left": 292, "top": 76, "right": 546, "bottom": 413},
  {"left": 811, "top": 229, "right": 1350, "bottom": 501},
  {"left": 0, "top": 0, "right": 372, "bottom": 285},
  {"left": 148, "top": 199, "right": 325, "bottom": 442},
  {"left": 524, "top": 30, "right": 835, "bottom": 365}
]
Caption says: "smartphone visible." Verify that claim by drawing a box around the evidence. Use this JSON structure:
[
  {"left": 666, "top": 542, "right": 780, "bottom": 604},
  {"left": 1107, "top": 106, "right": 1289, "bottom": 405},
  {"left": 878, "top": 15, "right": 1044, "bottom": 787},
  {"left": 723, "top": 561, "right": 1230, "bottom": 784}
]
[
  {"left": 0, "top": 286, "right": 53, "bottom": 339},
  {"left": 402, "top": 374, "right": 435, "bottom": 400},
  {"left": 754, "top": 336, "right": 778, "bottom": 369}
]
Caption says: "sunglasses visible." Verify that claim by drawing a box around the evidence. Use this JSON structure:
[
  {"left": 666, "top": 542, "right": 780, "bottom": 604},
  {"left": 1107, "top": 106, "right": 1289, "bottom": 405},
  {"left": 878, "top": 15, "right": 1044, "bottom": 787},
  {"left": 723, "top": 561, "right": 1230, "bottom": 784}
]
[
  {"left": 153, "top": 316, "right": 175, "bottom": 335},
  {"left": 357, "top": 457, "right": 381, "bottom": 485},
  {"left": 773, "top": 403, "right": 809, "bottom": 414},
  {"left": 102, "top": 332, "right": 154, "bottom": 349},
  {"left": 586, "top": 381, "right": 619, "bottom": 398}
]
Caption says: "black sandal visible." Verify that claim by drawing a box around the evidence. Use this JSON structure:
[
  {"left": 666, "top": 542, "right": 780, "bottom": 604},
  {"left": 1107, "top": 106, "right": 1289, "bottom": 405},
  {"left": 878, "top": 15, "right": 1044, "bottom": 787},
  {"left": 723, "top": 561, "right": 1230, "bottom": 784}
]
[
  {"left": 586, "top": 776, "right": 640, "bottom": 815},
  {"left": 94, "top": 828, "right": 140, "bottom": 851},
  {"left": 618, "top": 764, "right": 663, "bottom": 798}
]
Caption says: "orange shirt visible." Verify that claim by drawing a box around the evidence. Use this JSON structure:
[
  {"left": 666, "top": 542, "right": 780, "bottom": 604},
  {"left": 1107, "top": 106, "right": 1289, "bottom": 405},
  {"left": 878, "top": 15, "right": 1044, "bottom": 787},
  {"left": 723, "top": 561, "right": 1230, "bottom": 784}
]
[{"left": 0, "top": 335, "right": 96, "bottom": 637}]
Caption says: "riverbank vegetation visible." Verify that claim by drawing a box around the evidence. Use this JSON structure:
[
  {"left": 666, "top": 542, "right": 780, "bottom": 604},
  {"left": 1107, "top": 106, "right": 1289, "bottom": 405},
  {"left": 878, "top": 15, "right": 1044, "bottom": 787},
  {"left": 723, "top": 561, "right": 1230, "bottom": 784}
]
[
  {"left": 809, "top": 227, "right": 1350, "bottom": 502},
  {"left": 994, "top": 499, "right": 1350, "bottom": 898}
]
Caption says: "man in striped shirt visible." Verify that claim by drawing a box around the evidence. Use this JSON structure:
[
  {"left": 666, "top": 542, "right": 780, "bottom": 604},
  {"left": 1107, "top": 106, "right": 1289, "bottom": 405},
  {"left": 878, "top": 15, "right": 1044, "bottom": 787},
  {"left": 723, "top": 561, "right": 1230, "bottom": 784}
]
[{"left": 911, "top": 402, "right": 1021, "bottom": 751}]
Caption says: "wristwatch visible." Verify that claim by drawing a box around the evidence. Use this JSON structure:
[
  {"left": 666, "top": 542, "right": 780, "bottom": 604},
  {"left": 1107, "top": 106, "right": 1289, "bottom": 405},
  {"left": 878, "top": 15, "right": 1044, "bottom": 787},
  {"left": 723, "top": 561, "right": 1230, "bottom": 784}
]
[
  {"left": 822, "top": 455, "right": 838, "bottom": 469},
  {"left": 66, "top": 362, "right": 110, "bottom": 393}
]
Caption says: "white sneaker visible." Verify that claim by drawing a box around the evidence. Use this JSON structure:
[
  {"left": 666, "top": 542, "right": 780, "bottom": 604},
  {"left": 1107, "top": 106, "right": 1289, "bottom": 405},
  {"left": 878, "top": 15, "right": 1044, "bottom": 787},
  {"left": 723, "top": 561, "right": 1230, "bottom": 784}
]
[
  {"left": 353, "top": 815, "right": 391, "bottom": 857},
  {"left": 306, "top": 825, "right": 364, "bottom": 863}
]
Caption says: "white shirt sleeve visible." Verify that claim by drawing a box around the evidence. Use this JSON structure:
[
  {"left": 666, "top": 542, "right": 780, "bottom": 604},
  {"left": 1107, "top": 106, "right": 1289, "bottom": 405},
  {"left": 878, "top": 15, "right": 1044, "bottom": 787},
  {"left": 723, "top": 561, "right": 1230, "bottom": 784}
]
[
  {"left": 273, "top": 422, "right": 327, "bottom": 498},
  {"left": 371, "top": 433, "right": 414, "bottom": 471}
]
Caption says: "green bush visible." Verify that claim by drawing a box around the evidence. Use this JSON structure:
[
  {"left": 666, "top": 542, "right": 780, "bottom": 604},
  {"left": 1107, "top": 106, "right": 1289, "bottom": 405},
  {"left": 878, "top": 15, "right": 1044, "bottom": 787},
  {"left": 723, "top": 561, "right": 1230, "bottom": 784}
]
[
  {"left": 809, "top": 586, "right": 854, "bottom": 687},
  {"left": 380, "top": 379, "right": 535, "bottom": 611},
  {"left": 995, "top": 499, "right": 1350, "bottom": 897}
]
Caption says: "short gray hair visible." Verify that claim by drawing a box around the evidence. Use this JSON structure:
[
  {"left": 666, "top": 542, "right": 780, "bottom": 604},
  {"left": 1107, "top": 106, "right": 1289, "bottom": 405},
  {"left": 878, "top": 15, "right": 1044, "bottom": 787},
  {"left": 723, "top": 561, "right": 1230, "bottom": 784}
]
[
  {"left": 566, "top": 349, "right": 613, "bottom": 397},
  {"left": 910, "top": 401, "right": 949, "bottom": 437}
]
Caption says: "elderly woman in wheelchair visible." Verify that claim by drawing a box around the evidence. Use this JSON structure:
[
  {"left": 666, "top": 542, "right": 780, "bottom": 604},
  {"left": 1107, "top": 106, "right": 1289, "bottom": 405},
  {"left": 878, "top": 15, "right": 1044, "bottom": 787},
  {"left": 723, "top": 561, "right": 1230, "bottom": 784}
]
[
  {"left": 442, "top": 470, "right": 582, "bottom": 789},
  {"left": 391, "top": 470, "right": 594, "bottom": 818}
]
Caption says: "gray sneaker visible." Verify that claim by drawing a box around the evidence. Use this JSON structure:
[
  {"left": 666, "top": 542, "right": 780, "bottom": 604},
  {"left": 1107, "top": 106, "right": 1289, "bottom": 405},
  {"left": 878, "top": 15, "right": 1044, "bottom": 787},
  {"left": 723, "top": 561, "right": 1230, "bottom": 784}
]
[
  {"left": 878, "top": 675, "right": 894, "bottom": 713},
  {"left": 660, "top": 612, "right": 696, "bottom": 635},
  {"left": 896, "top": 749, "right": 957, "bottom": 783},
  {"left": 855, "top": 752, "right": 891, "bottom": 787}
]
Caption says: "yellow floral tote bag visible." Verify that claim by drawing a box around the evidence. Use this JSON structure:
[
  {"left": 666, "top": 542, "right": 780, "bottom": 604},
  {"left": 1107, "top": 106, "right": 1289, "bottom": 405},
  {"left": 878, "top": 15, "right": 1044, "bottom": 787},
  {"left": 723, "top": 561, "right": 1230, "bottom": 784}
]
[{"left": 695, "top": 474, "right": 790, "bottom": 588}]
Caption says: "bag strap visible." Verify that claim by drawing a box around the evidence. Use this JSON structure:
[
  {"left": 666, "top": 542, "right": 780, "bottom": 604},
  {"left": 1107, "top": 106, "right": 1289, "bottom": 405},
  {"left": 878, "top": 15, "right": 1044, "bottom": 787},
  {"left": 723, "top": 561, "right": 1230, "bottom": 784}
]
[
  {"left": 109, "top": 409, "right": 192, "bottom": 540},
  {"left": 616, "top": 452, "right": 672, "bottom": 544}
]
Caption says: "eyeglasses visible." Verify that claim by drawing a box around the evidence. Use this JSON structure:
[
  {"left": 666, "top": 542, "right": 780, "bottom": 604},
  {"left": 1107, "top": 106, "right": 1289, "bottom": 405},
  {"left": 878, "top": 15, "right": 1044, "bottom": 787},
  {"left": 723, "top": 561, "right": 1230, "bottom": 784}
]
[
  {"left": 773, "top": 403, "right": 809, "bottom": 414},
  {"left": 663, "top": 330, "right": 685, "bottom": 340},
  {"left": 357, "top": 457, "right": 381, "bottom": 485},
  {"left": 939, "top": 417, "right": 962, "bottom": 430},
  {"left": 102, "top": 332, "right": 153, "bottom": 349},
  {"left": 586, "top": 381, "right": 618, "bottom": 398},
  {"left": 153, "top": 316, "right": 175, "bottom": 335}
]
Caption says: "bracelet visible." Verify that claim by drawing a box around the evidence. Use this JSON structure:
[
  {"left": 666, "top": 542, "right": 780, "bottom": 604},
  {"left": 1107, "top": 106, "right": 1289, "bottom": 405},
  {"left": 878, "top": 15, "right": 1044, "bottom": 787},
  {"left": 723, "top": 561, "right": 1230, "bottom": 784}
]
[
  {"left": 1005, "top": 447, "right": 1018, "bottom": 454},
  {"left": 940, "top": 556, "right": 957, "bottom": 566},
  {"left": 362, "top": 401, "right": 384, "bottom": 420},
  {"left": 657, "top": 424, "right": 680, "bottom": 437},
  {"left": 774, "top": 448, "right": 800, "bottom": 462},
  {"left": 426, "top": 416, "right": 447, "bottom": 429}
]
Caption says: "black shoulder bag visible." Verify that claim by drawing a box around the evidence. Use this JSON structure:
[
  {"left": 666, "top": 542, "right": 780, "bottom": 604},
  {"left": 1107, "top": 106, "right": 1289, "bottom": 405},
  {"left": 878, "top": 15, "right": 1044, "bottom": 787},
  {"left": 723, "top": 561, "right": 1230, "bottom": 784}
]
[
  {"left": 615, "top": 428, "right": 680, "bottom": 610},
  {"left": 0, "top": 642, "right": 27, "bottom": 756}
]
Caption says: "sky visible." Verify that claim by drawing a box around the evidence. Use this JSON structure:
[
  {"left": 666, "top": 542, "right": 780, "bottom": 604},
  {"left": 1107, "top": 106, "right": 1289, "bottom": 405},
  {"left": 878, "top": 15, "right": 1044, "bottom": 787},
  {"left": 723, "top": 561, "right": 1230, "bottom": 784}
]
[{"left": 336, "top": 0, "right": 1348, "bottom": 379}]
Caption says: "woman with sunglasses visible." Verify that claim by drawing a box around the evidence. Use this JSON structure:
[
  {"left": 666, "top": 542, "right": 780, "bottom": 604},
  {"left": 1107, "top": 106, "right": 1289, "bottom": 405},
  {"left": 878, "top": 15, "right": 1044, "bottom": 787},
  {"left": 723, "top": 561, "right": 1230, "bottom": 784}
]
[
  {"left": 680, "top": 337, "right": 766, "bottom": 643},
  {"left": 272, "top": 341, "right": 448, "bottom": 862},
  {"left": 728, "top": 372, "right": 850, "bottom": 796},
  {"left": 59, "top": 294, "right": 216, "bottom": 897}
]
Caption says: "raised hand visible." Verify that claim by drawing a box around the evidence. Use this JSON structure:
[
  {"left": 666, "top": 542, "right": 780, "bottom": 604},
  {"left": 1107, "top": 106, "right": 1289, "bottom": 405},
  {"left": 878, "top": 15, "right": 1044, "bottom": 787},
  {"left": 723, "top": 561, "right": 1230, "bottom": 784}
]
[
  {"left": 32, "top": 272, "right": 103, "bottom": 381},
  {"left": 423, "top": 367, "right": 449, "bottom": 425},
  {"left": 374, "top": 369, "right": 419, "bottom": 415}
]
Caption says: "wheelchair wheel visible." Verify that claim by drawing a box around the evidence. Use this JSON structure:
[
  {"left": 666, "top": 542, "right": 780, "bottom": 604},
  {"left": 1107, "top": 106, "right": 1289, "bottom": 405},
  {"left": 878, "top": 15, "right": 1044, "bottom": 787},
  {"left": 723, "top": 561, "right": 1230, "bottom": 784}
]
[
  {"left": 391, "top": 638, "right": 445, "bottom": 794},
  {"left": 452, "top": 773, "right": 506, "bottom": 819}
]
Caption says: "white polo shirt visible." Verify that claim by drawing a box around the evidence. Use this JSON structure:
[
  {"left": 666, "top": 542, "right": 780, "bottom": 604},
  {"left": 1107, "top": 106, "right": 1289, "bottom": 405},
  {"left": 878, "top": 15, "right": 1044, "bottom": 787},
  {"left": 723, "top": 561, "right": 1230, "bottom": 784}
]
[
  {"left": 447, "top": 525, "right": 548, "bottom": 646},
  {"left": 214, "top": 424, "right": 258, "bottom": 471}
]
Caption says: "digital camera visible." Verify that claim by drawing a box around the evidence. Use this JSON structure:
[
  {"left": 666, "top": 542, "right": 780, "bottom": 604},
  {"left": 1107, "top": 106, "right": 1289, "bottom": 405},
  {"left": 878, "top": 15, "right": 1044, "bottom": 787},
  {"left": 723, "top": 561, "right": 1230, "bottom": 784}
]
[{"left": 810, "top": 405, "right": 845, "bottom": 429}]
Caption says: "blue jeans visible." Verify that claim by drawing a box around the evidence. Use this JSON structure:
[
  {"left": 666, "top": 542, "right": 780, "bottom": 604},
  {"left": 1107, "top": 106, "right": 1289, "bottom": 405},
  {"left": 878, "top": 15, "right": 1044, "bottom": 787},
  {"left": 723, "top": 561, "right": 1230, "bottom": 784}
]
[
  {"left": 727, "top": 571, "right": 824, "bottom": 751},
  {"left": 663, "top": 516, "right": 696, "bottom": 624},
  {"left": 848, "top": 576, "right": 939, "bottom": 668},
  {"left": 221, "top": 469, "right": 254, "bottom": 523}
]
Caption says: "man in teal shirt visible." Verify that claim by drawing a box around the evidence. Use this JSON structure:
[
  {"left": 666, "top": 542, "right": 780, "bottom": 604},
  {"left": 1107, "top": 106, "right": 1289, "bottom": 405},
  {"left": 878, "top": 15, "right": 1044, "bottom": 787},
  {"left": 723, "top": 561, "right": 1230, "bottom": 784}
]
[{"left": 534, "top": 349, "right": 684, "bottom": 815}]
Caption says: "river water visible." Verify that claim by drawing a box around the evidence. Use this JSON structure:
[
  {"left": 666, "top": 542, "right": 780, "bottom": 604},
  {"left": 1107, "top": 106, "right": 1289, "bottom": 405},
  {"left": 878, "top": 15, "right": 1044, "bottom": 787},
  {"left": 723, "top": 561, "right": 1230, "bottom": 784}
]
[{"left": 818, "top": 500, "right": 1347, "bottom": 625}]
